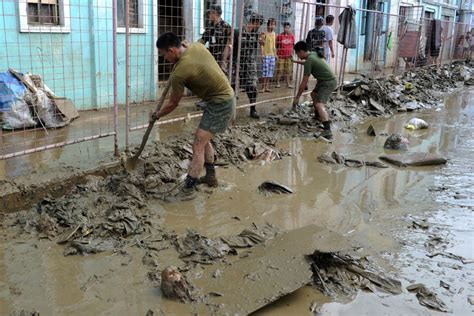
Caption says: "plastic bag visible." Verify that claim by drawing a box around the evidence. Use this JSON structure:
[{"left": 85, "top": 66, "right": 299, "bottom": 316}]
[{"left": 405, "top": 118, "right": 429, "bottom": 130}]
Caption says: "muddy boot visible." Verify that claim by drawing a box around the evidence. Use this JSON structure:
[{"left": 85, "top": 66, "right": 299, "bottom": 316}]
[
  {"left": 198, "top": 163, "right": 218, "bottom": 187},
  {"left": 166, "top": 176, "right": 197, "bottom": 202},
  {"left": 320, "top": 121, "right": 333, "bottom": 140},
  {"left": 250, "top": 106, "right": 260, "bottom": 119}
]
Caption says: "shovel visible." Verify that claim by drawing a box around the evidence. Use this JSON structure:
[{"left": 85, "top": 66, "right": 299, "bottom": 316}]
[{"left": 125, "top": 80, "right": 171, "bottom": 172}]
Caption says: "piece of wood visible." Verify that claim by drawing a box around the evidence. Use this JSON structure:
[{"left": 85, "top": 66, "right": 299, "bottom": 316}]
[{"left": 196, "top": 225, "right": 356, "bottom": 315}]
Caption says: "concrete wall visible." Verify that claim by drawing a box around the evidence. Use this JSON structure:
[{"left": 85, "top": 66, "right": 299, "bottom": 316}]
[{"left": 0, "top": 0, "right": 156, "bottom": 110}]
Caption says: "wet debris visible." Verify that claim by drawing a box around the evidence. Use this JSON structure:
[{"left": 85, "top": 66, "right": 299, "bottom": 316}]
[
  {"left": 172, "top": 230, "right": 236, "bottom": 265},
  {"left": 411, "top": 219, "right": 429, "bottom": 230},
  {"left": 258, "top": 181, "right": 293, "bottom": 196},
  {"left": 383, "top": 134, "right": 409, "bottom": 151},
  {"left": 317, "top": 152, "right": 388, "bottom": 168},
  {"left": 427, "top": 251, "right": 474, "bottom": 264},
  {"left": 220, "top": 222, "right": 280, "bottom": 248},
  {"left": 160, "top": 266, "right": 197, "bottom": 303},
  {"left": 468, "top": 296, "right": 474, "bottom": 305},
  {"left": 367, "top": 124, "right": 376, "bottom": 136},
  {"left": 405, "top": 118, "right": 429, "bottom": 130},
  {"left": 309, "top": 252, "right": 402, "bottom": 297},
  {"left": 379, "top": 153, "right": 447, "bottom": 167},
  {"left": 407, "top": 283, "right": 450, "bottom": 313},
  {"left": 63, "top": 238, "right": 122, "bottom": 256}
]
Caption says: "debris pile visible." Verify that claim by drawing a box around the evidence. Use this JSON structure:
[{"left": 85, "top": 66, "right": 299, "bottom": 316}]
[{"left": 309, "top": 251, "right": 402, "bottom": 297}]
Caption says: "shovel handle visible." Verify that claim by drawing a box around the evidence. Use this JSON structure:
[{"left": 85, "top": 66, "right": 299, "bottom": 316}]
[{"left": 132, "top": 80, "right": 172, "bottom": 159}]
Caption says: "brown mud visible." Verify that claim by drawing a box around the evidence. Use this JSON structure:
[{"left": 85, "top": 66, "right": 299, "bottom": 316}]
[{"left": 0, "top": 63, "right": 473, "bottom": 315}]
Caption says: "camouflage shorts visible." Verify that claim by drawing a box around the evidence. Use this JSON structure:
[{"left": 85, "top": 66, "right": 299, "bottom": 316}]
[{"left": 198, "top": 97, "right": 236, "bottom": 134}]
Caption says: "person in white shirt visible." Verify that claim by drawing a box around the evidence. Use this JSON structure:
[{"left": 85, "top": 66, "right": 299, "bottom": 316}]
[{"left": 322, "top": 15, "right": 335, "bottom": 64}]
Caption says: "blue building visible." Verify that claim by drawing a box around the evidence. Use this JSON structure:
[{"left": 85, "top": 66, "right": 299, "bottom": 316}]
[{"left": 0, "top": 0, "right": 234, "bottom": 110}]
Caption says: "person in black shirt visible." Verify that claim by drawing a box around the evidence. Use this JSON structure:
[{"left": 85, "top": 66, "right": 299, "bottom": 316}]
[{"left": 200, "top": 4, "right": 232, "bottom": 73}]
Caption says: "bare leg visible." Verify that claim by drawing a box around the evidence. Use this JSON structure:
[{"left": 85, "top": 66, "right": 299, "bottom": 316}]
[
  {"left": 204, "top": 142, "right": 215, "bottom": 163},
  {"left": 189, "top": 128, "right": 214, "bottom": 179}
]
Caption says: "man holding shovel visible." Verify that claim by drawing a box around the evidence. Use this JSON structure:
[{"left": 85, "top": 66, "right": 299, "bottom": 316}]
[{"left": 155, "top": 32, "right": 235, "bottom": 200}]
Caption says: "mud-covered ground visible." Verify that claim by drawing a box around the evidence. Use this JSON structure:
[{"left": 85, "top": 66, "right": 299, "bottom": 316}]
[{"left": 0, "top": 63, "right": 473, "bottom": 315}]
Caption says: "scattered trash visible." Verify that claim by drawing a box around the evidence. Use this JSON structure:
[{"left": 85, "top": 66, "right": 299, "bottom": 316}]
[
  {"left": 160, "top": 266, "right": 197, "bottom": 302},
  {"left": 258, "top": 181, "right": 293, "bottom": 196},
  {"left": 318, "top": 152, "right": 388, "bottom": 168},
  {"left": 383, "top": 134, "right": 409, "bottom": 150},
  {"left": 426, "top": 252, "right": 474, "bottom": 264},
  {"left": 379, "top": 153, "right": 447, "bottom": 167},
  {"left": 367, "top": 124, "right": 376, "bottom": 136},
  {"left": 405, "top": 118, "right": 429, "bottom": 130},
  {"left": 407, "top": 283, "right": 449, "bottom": 312}
]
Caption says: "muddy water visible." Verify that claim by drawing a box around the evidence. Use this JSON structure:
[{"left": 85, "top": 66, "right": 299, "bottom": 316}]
[{"left": 1, "top": 88, "right": 473, "bottom": 315}]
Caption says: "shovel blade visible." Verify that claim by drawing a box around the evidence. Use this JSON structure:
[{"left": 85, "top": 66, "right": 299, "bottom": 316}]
[{"left": 125, "top": 156, "right": 145, "bottom": 172}]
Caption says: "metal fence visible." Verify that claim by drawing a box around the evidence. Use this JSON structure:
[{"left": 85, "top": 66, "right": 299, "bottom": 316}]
[{"left": 0, "top": 0, "right": 472, "bottom": 160}]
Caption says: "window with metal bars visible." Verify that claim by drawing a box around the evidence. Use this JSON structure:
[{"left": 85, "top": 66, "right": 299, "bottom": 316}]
[
  {"left": 27, "top": 0, "right": 60, "bottom": 26},
  {"left": 118, "top": 0, "right": 140, "bottom": 28}
]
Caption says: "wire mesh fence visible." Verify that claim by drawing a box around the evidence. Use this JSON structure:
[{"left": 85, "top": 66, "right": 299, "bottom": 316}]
[
  {"left": 0, "top": 0, "right": 473, "bottom": 160},
  {"left": 0, "top": 0, "right": 118, "bottom": 159}
]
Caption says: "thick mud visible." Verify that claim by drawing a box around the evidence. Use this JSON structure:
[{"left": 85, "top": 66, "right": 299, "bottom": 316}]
[{"left": 1, "top": 64, "right": 473, "bottom": 315}]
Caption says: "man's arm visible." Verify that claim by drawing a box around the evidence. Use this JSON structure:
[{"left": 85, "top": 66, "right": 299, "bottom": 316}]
[
  {"left": 329, "top": 40, "right": 335, "bottom": 58},
  {"left": 155, "top": 91, "right": 183, "bottom": 119},
  {"left": 221, "top": 25, "right": 232, "bottom": 64},
  {"left": 293, "top": 75, "right": 310, "bottom": 106}
]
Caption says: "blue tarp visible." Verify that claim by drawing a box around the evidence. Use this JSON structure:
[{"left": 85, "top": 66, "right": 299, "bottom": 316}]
[{"left": 0, "top": 71, "right": 26, "bottom": 112}]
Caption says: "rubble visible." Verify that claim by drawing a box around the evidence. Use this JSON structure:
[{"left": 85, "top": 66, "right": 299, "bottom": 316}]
[
  {"left": 258, "top": 181, "right": 293, "bottom": 195},
  {"left": 379, "top": 153, "right": 447, "bottom": 167},
  {"left": 383, "top": 134, "right": 410, "bottom": 150}
]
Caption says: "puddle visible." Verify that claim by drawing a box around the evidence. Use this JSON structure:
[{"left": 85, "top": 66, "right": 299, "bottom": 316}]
[{"left": 0, "top": 88, "right": 473, "bottom": 315}]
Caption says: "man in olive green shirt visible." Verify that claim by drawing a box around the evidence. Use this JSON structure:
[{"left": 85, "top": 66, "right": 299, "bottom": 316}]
[
  {"left": 155, "top": 32, "right": 235, "bottom": 200},
  {"left": 292, "top": 41, "right": 337, "bottom": 139}
]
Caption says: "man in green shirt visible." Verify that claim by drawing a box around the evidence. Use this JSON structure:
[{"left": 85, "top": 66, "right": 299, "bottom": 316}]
[
  {"left": 155, "top": 32, "right": 236, "bottom": 200},
  {"left": 292, "top": 41, "right": 337, "bottom": 139}
]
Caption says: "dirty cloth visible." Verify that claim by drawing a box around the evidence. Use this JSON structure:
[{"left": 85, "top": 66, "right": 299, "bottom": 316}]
[
  {"left": 220, "top": 222, "right": 280, "bottom": 248},
  {"left": 318, "top": 152, "right": 388, "bottom": 168},
  {"left": 379, "top": 153, "right": 447, "bottom": 167},
  {"left": 337, "top": 6, "right": 357, "bottom": 48},
  {"left": 407, "top": 283, "right": 449, "bottom": 312},
  {"left": 172, "top": 230, "right": 236, "bottom": 264}
]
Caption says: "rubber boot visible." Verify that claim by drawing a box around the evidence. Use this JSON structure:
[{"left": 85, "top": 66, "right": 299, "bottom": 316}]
[
  {"left": 250, "top": 106, "right": 260, "bottom": 118},
  {"left": 166, "top": 175, "right": 197, "bottom": 202},
  {"left": 320, "top": 121, "right": 333, "bottom": 140},
  {"left": 198, "top": 163, "right": 218, "bottom": 187}
]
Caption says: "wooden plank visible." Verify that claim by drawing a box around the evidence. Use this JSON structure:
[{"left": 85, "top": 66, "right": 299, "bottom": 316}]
[{"left": 196, "top": 225, "right": 355, "bottom": 315}]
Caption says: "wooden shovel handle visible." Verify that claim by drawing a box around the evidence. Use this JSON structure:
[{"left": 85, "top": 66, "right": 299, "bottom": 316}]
[{"left": 132, "top": 80, "right": 171, "bottom": 158}]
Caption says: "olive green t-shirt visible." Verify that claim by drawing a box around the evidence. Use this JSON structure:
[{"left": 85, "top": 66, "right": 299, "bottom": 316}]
[
  {"left": 170, "top": 43, "right": 234, "bottom": 102},
  {"left": 303, "top": 52, "right": 336, "bottom": 81}
]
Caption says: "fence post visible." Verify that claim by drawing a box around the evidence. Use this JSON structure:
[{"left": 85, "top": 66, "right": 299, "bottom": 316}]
[
  {"left": 112, "top": 0, "right": 119, "bottom": 157},
  {"left": 234, "top": 1, "right": 245, "bottom": 95},
  {"left": 125, "top": 0, "right": 130, "bottom": 152}
]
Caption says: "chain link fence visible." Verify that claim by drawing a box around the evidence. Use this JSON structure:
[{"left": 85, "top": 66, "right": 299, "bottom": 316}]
[{"left": 1, "top": 0, "right": 472, "bottom": 160}]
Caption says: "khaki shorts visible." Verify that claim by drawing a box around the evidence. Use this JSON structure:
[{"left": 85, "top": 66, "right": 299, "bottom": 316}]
[
  {"left": 198, "top": 97, "right": 236, "bottom": 134},
  {"left": 277, "top": 58, "right": 293, "bottom": 76},
  {"left": 312, "top": 79, "right": 337, "bottom": 103}
]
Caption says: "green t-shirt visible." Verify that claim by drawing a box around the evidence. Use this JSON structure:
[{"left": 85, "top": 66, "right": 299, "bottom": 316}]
[
  {"left": 170, "top": 43, "right": 234, "bottom": 102},
  {"left": 303, "top": 52, "right": 336, "bottom": 81}
]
